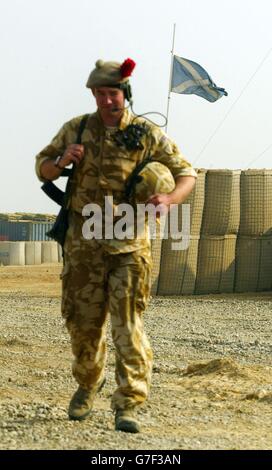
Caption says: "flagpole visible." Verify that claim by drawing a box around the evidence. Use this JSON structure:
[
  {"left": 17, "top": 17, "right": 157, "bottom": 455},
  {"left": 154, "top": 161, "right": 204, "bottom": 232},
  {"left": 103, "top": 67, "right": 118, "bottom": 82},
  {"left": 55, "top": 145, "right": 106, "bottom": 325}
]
[{"left": 165, "top": 23, "right": 176, "bottom": 133}]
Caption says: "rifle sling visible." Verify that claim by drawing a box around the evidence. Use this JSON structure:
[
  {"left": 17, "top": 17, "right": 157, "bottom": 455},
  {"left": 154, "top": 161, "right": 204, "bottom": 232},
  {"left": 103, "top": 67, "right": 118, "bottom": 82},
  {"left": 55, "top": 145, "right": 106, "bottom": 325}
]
[{"left": 41, "top": 114, "right": 89, "bottom": 206}]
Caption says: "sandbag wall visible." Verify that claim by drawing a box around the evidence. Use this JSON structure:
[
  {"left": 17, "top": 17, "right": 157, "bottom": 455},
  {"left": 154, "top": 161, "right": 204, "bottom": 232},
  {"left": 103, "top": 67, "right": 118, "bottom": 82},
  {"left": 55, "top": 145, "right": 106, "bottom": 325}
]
[
  {"left": 0, "top": 241, "right": 62, "bottom": 265},
  {"left": 151, "top": 169, "right": 272, "bottom": 294}
]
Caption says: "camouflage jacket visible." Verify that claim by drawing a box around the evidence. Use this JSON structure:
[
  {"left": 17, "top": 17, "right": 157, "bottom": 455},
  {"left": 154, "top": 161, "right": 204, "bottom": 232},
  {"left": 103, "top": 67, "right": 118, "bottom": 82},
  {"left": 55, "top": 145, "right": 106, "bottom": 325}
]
[{"left": 35, "top": 109, "right": 197, "bottom": 253}]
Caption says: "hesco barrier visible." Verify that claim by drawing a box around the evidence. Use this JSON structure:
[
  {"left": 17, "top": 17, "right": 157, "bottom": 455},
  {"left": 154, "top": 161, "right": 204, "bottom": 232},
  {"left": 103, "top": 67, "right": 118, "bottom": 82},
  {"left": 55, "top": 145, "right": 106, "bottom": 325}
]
[
  {"left": 0, "top": 241, "right": 61, "bottom": 266},
  {"left": 150, "top": 168, "right": 272, "bottom": 294},
  {"left": 201, "top": 170, "right": 241, "bottom": 235},
  {"left": 195, "top": 235, "right": 237, "bottom": 294},
  {"left": 0, "top": 242, "right": 25, "bottom": 266},
  {"left": 0, "top": 242, "right": 9, "bottom": 265},
  {"left": 151, "top": 169, "right": 206, "bottom": 295},
  {"left": 158, "top": 236, "right": 199, "bottom": 295},
  {"left": 183, "top": 168, "right": 206, "bottom": 236},
  {"left": 25, "top": 242, "right": 42, "bottom": 265},
  {"left": 235, "top": 236, "right": 272, "bottom": 292},
  {"left": 41, "top": 241, "right": 59, "bottom": 263},
  {"left": 150, "top": 225, "right": 163, "bottom": 295},
  {"left": 239, "top": 170, "right": 272, "bottom": 236}
]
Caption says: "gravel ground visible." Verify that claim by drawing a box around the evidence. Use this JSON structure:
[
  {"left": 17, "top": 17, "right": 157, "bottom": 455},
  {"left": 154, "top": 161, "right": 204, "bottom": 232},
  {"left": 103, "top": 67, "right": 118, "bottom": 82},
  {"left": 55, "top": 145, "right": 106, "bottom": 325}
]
[{"left": 0, "top": 265, "right": 272, "bottom": 450}]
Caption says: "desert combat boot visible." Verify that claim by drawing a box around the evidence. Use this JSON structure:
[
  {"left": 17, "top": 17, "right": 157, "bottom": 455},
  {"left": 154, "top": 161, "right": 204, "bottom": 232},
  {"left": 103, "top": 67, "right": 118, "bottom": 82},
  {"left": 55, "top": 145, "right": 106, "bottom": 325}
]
[
  {"left": 115, "top": 407, "right": 141, "bottom": 433},
  {"left": 68, "top": 378, "right": 105, "bottom": 421}
]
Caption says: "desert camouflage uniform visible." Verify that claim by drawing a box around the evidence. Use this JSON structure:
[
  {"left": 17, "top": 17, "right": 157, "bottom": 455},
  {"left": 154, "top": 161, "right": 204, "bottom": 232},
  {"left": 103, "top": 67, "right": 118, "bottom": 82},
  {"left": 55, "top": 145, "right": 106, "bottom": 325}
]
[{"left": 35, "top": 109, "right": 197, "bottom": 410}]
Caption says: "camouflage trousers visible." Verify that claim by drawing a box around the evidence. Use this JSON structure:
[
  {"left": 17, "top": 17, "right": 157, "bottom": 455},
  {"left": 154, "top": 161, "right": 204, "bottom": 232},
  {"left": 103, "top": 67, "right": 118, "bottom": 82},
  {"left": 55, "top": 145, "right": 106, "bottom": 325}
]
[{"left": 61, "top": 214, "right": 153, "bottom": 410}]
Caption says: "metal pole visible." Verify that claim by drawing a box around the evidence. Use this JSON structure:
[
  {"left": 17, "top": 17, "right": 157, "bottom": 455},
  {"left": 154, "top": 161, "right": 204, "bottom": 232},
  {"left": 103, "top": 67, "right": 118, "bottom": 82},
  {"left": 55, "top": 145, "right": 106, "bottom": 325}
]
[{"left": 165, "top": 23, "right": 176, "bottom": 133}]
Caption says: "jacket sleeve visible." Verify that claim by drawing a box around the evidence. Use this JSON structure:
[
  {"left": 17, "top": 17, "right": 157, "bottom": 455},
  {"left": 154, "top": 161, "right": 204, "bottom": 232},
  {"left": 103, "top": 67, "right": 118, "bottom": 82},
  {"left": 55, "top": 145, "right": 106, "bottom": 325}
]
[{"left": 35, "top": 116, "right": 83, "bottom": 182}]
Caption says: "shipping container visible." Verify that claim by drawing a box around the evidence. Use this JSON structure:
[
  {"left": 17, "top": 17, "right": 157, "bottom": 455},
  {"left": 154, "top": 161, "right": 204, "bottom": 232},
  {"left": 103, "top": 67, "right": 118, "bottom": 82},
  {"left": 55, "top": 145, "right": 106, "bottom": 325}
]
[
  {"left": 0, "top": 220, "right": 54, "bottom": 241},
  {"left": 0, "top": 221, "right": 9, "bottom": 239},
  {"left": 28, "top": 222, "right": 54, "bottom": 241},
  {"left": 1, "top": 221, "right": 29, "bottom": 241}
]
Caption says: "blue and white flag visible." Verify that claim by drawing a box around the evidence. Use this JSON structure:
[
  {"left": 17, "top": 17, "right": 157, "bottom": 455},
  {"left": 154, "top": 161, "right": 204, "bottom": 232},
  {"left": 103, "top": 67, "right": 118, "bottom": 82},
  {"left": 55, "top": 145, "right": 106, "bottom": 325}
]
[{"left": 171, "top": 55, "right": 228, "bottom": 102}]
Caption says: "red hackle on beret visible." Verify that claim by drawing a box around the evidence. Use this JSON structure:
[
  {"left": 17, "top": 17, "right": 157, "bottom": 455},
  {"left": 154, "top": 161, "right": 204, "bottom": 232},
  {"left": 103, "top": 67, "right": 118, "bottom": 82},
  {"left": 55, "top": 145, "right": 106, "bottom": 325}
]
[{"left": 120, "top": 58, "right": 136, "bottom": 78}]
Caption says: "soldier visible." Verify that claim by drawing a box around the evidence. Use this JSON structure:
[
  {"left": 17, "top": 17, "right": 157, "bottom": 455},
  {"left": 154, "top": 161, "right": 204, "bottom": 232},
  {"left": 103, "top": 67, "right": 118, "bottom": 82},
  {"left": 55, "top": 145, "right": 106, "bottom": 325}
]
[{"left": 35, "top": 58, "right": 197, "bottom": 433}]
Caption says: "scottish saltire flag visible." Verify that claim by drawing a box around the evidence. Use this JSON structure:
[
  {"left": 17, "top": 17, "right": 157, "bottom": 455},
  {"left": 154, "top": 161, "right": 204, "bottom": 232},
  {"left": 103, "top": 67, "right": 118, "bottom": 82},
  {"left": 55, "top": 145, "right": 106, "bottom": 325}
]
[{"left": 171, "top": 55, "right": 228, "bottom": 102}]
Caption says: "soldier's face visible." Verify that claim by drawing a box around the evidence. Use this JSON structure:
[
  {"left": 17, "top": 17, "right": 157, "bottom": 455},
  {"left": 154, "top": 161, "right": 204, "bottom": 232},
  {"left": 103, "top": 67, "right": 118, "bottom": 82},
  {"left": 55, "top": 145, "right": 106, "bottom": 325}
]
[{"left": 93, "top": 87, "right": 125, "bottom": 114}]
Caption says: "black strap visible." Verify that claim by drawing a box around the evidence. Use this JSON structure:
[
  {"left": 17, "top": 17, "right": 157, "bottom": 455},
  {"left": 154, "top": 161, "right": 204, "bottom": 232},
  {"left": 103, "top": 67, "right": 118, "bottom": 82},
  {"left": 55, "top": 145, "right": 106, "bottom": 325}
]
[
  {"left": 41, "top": 182, "right": 66, "bottom": 206},
  {"left": 125, "top": 154, "right": 153, "bottom": 199},
  {"left": 62, "top": 168, "right": 73, "bottom": 177},
  {"left": 41, "top": 114, "right": 89, "bottom": 206}
]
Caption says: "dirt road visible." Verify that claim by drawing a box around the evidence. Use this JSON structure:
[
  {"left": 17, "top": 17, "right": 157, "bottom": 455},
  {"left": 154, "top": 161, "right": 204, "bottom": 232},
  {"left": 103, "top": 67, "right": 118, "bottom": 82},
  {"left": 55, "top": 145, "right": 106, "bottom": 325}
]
[{"left": 0, "top": 265, "right": 271, "bottom": 450}]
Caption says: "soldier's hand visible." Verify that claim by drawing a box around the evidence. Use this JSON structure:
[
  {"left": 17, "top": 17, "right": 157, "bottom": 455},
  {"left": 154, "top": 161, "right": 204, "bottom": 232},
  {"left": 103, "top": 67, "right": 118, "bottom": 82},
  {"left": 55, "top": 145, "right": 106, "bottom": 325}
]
[
  {"left": 146, "top": 193, "right": 171, "bottom": 218},
  {"left": 60, "top": 144, "right": 85, "bottom": 168}
]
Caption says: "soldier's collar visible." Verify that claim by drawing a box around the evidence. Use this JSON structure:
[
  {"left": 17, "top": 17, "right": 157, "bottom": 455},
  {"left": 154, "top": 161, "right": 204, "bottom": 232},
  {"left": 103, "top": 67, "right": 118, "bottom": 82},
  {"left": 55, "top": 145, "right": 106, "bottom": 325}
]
[
  {"left": 94, "top": 108, "right": 131, "bottom": 130},
  {"left": 118, "top": 108, "right": 132, "bottom": 130}
]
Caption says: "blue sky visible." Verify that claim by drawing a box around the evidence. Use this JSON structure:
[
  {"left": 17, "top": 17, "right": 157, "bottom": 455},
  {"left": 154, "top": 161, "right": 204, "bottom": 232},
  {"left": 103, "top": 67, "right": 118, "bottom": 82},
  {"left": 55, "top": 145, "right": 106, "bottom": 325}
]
[{"left": 1, "top": 0, "right": 271, "bottom": 213}]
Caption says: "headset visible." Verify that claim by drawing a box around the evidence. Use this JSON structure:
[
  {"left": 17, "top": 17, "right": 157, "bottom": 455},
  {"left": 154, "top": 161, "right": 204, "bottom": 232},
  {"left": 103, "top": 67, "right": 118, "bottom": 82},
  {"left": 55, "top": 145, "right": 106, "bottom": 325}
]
[
  {"left": 115, "top": 81, "right": 168, "bottom": 127},
  {"left": 118, "top": 82, "right": 133, "bottom": 103}
]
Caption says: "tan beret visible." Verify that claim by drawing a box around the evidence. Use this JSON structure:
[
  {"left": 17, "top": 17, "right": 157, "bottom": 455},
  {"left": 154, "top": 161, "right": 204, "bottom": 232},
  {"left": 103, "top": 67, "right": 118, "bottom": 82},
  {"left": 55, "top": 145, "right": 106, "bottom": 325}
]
[
  {"left": 86, "top": 60, "right": 126, "bottom": 88},
  {"left": 86, "top": 58, "right": 136, "bottom": 89}
]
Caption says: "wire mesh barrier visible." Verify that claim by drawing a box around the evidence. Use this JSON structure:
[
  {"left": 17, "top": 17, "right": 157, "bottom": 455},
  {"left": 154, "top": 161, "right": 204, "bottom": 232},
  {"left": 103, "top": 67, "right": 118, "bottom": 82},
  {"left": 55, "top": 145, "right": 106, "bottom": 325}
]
[
  {"left": 152, "top": 169, "right": 272, "bottom": 294},
  {"left": 201, "top": 170, "right": 241, "bottom": 236}
]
